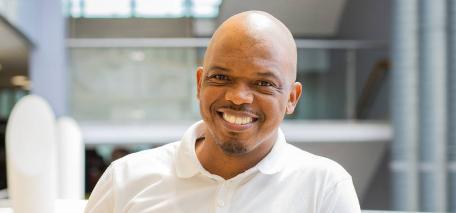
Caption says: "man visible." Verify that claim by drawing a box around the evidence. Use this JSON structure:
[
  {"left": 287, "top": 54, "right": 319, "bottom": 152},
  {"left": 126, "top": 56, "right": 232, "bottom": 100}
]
[{"left": 85, "top": 11, "right": 361, "bottom": 213}]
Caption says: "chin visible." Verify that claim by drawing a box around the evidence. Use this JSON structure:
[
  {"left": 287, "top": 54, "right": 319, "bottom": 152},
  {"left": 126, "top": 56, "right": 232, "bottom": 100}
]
[{"left": 218, "top": 141, "right": 249, "bottom": 155}]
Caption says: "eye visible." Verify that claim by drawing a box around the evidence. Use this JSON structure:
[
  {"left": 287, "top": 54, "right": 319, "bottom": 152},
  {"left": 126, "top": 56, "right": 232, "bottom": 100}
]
[
  {"left": 256, "top": 80, "right": 274, "bottom": 87},
  {"left": 212, "top": 74, "right": 229, "bottom": 81}
]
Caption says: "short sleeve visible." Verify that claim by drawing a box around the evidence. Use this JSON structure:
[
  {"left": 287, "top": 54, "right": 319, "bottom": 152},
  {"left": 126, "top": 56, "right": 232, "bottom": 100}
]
[
  {"left": 319, "top": 178, "right": 361, "bottom": 213},
  {"left": 84, "top": 165, "right": 116, "bottom": 213}
]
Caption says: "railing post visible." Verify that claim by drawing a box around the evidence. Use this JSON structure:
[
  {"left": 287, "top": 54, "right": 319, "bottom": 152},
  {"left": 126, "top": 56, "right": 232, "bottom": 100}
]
[{"left": 345, "top": 49, "right": 357, "bottom": 120}]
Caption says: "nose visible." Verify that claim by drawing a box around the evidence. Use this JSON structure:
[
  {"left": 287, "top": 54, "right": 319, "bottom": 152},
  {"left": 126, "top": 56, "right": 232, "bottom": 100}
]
[{"left": 225, "top": 83, "right": 254, "bottom": 105}]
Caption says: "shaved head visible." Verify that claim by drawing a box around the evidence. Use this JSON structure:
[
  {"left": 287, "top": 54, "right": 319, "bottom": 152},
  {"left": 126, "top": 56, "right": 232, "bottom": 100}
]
[{"left": 204, "top": 11, "right": 298, "bottom": 83}]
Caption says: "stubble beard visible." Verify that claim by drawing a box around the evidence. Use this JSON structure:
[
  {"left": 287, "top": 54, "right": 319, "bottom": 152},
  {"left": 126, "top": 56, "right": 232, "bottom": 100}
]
[{"left": 218, "top": 140, "right": 248, "bottom": 155}]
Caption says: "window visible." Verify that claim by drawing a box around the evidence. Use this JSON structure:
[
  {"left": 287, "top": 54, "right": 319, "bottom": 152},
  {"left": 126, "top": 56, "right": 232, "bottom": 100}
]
[
  {"left": 191, "top": 0, "right": 221, "bottom": 17},
  {"left": 68, "top": 0, "right": 82, "bottom": 17},
  {"left": 135, "top": 0, "right": 184, "bottom": 17},
  {"left": 66, "top": 0, "right": 222, "bottom": 18},
  {"left": 84, "top": 0, "right": 131, "bottom": 17}
]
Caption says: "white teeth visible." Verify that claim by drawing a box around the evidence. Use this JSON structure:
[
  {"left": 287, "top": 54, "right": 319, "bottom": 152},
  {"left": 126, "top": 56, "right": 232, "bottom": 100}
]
[{"left": 222, "top": 113, "right": 253, "bottom": 125}]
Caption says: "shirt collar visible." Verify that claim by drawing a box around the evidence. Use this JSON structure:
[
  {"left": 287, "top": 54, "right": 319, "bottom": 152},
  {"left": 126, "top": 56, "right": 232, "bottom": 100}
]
[
  {"left": 175, "top": 120, "right": 288, "bottom": 178},
  {"left": 256, "top": 129, "right": 287, "bottom": 175},
  {"left": 175, "top": 121, "right": 205, "bottom": 178}
]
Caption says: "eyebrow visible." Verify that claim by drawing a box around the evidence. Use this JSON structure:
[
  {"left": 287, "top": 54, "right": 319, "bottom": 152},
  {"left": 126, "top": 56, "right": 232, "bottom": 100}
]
[
  {"left": 207, "top": 65, "right": 231, "bottom": 72},
  {"left": 256, "top": 71, "right": 281, "bottom": 81},
  {"left": 207, "top": 65, "right": 282, "bottom": 82}
]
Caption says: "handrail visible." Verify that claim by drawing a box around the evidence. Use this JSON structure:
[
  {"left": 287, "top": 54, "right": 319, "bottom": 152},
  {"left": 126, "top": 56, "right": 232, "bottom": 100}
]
[
  {"left": 67, "top": 38, "right": 387, "bottom": 49},
  {"left": 81, "top": 120, "right": 391, "bottom": 145}
]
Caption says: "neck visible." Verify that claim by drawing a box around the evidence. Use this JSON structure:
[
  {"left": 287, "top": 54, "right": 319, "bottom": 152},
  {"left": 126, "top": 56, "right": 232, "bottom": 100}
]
[{"left": 195, "top": 134, "right": 276, "bottom": 180}]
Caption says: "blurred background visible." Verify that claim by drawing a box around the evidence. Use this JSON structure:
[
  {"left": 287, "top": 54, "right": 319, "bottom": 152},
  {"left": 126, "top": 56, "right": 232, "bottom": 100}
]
[{"left": 0, "top": 0, "right": 454, "bottom": 212}]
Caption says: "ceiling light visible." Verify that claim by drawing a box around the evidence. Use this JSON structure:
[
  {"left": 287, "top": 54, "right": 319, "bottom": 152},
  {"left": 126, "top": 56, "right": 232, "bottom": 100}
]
[
  {"left": 130, "top": 51, "right": 145, "bottom": 62},
  {"left": 11, "top": 75, "right": 28, "bottom": 87}
]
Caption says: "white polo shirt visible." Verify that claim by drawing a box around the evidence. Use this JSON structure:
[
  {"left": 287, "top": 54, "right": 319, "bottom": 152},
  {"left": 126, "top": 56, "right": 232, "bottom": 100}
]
[{"left": 85, "top": 121, "right": 361, "bottom": 213}]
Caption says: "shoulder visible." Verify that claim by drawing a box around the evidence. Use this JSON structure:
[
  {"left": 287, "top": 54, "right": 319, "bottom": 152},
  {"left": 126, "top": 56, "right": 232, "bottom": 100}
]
[
  {"left": 85, "top": 142, "right": 182, "bottom": 212},
  {"left": 280, "top": 144, "right": 360, "bottom": 212},
  {"left": 110, "top": 141, "right": 180, "bottom": 177},
  {"left": 282, "top": 144, "right": 352, "bottom": 186}
]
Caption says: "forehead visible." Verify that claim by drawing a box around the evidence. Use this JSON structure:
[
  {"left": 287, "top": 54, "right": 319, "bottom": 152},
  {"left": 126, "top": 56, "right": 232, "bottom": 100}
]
[{"left": 205, "top": 36, "right": 289, "bottom": 75}]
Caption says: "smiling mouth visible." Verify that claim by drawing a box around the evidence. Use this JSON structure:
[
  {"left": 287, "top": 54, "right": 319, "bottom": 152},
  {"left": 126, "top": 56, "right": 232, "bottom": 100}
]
[
  {"left": 222, "top": 112, "right": 254, "bottom": 125},
  {"left": 217, "top": 110, "right": 259, "bottom": 127}
]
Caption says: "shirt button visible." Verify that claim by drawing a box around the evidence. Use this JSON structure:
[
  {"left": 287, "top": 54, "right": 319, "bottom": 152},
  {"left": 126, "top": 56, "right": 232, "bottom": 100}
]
[{"left": 217, "top": 200, "right": 225, "bottom": 207}]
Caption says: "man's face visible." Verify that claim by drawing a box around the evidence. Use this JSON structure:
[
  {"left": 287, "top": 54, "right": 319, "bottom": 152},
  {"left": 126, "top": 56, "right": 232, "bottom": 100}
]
[{"left": 196, "top": 35, "right": 300, "bottom": 155}]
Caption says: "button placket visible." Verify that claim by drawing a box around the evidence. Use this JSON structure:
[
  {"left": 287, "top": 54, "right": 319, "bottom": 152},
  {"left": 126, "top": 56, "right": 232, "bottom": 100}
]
[
  {"left": 217, "top": 182, "right": 226, "bottom": 206},
  {"left": 217, "top": 199, "right": 225, "bottom": 207},
  {"left": 216, "top": 181, "right": 231, "bottom": 212}
]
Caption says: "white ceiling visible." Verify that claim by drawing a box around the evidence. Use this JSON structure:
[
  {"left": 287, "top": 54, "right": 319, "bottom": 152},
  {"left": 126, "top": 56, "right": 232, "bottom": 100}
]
[{"left": 218, "top": 0, "right": 347, "bottom": 37}]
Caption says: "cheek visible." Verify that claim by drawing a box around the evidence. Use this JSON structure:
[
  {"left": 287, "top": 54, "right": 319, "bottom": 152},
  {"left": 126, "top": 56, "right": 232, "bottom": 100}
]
[
  {"left": 199, "top": 94, "right": 212, "bottom": 115},
  {"left": 199, "top": 88, "right": 222, "bottom": 114},
  {"left": 258, "top": 95, "right": 288, "bottom": 121}
]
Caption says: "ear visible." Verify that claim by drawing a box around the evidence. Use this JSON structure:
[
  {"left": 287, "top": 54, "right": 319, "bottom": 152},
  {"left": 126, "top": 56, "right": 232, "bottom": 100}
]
[
  {"left": 286, "top": 82, "right": 302, "bottom": 114},
  {"left": 196, "top": 66, "right": 204, "bottom": 100}
]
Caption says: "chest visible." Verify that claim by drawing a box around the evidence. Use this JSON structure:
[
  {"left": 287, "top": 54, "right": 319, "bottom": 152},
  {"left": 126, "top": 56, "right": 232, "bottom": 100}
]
[{"left": 116, "top": 174, "right": 323, "bottom": 213}]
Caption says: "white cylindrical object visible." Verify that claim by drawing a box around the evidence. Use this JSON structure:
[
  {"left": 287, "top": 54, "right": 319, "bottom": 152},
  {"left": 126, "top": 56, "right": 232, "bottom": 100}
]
[
  {"left": 6, "top": 95, "right": 57, "bottom": 213},
  {"left": 56, "top": 117, "right": 84, "bottom": 199}
]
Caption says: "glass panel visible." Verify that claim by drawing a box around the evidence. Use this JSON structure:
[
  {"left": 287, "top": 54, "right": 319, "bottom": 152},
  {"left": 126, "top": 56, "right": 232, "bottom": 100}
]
[
  {"left": 0, "top": 90, "right": 11, "bottom": 120},
  {"left": 69, "top": 47, "right": 200, "bottom": 122},
  {"left": 84, "top": 0, "right": 131, "bottom": 17},
  {"left": 69, "top": 46, "right": 355, "bottom": 122},
  {"left": 0, "top": 89, "right": 28, "bottom": 120},
  {"left": 297, "top": 49, "right": 329, "bottom": 73},
  {"left": 136, "top": 0, "right": 184, "bottom": 17},
  {"left": 287, "top": 49, "right": 347, "bottom": 120}
]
